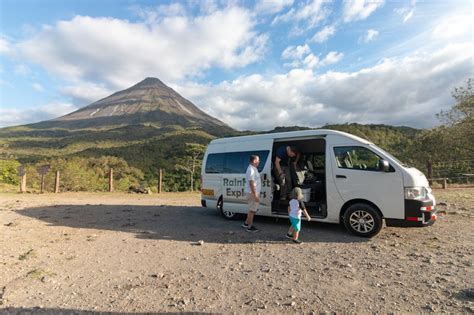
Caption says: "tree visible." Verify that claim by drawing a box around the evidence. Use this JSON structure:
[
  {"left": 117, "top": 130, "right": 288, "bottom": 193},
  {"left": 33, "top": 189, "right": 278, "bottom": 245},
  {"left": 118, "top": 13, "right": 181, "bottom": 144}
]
[
  {"left": 435, "top": 78, "right": 474, "bottom": 156},
  {"left": 437, "top": 78, "right": 474, "bottom": 126},
  {"left": 174, "top": 143, "right": 206, "bottom": 191},
  {"left": 406, "top": 78, "right": 474, "bottom": 175}
]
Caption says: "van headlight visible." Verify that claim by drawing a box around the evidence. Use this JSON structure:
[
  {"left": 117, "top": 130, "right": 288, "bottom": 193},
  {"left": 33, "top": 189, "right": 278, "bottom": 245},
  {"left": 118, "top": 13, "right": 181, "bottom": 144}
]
[{"left": 405, "top": 187, "right": 428, "bottom": 200}]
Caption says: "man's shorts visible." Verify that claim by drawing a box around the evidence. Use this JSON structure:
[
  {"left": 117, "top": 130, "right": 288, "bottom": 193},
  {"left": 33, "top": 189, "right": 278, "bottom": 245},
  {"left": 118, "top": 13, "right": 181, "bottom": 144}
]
[
  {"left": 289, "top": 216, "right": 301, "bottom": 232},
  {"left": 246, "top": 193, "right": 259, "bottom": 212}
]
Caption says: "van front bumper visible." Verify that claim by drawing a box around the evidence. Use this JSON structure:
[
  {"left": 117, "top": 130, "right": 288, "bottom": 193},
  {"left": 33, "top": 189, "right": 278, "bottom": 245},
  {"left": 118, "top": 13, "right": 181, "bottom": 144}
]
[{"left": 385, "top": 199, "right": 437, "bottom": 227}]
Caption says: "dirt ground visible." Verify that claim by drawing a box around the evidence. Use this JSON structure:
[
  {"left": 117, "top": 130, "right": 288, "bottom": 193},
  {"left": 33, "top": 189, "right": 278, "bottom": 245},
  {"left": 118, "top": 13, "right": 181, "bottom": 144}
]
[{"left": 0, "top": 189, "right": 473, "bottom": 314}]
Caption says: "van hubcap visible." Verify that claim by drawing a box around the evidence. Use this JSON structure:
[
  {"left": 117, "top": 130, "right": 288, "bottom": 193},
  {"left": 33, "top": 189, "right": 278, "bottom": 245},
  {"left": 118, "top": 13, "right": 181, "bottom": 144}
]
[
  {"left": 219, "top": 199, "right": 234, "bottom": 218},
  {"left": 223, "top": 209, "right": 235, "bottom": 218},
  {"left": 349, "top": 210, "right": 375, "bottom": 233}
]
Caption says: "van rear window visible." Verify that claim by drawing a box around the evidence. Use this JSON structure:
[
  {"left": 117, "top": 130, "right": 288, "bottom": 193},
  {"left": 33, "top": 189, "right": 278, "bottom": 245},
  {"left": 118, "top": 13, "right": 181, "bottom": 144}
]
[
  {"left": 205, "top": 150, "right": 269, "bottom": 174},
  {"left": 205, "top": 153, "right": 225, "bottom": 173}
]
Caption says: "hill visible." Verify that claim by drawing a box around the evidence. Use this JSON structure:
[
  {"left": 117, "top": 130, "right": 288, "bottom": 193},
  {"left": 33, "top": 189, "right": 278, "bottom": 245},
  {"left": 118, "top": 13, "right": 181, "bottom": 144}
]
[
  {"left": 0, "top": 78, "right": 237, "bottom": 183},
  {"left": 0, "top": 78, "right": 431, "bottom": 190}
]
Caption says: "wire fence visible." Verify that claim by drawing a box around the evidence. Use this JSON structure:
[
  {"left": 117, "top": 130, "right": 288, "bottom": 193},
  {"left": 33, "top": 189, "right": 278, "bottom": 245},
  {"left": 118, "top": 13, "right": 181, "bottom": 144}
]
[{"left": 428, "top": 159, "right": 474, "bottom": 187}]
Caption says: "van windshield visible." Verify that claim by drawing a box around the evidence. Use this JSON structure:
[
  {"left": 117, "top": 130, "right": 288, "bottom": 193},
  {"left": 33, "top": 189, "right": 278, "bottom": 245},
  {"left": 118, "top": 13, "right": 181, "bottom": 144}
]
[{"left": 370, "top": 145, "right": 407, "bottom": 167}]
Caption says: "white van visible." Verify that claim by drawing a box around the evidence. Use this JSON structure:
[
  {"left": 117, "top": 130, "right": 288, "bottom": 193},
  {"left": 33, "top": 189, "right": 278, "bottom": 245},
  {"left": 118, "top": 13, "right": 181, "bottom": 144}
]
[{"left": 200, "top": 130, "right": 437, "bottom": 237}]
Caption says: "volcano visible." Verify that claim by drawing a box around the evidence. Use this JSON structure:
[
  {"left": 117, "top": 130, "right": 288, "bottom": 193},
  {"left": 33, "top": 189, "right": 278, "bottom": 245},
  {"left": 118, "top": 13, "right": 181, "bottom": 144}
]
[{"left": 29, "top": 77, "right": 233, "bottom": 135}]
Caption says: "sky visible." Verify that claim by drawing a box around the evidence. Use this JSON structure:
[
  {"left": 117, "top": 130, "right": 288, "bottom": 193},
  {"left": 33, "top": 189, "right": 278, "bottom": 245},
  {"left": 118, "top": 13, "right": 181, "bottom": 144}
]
[{"left": 0, "top": 0, "right": 473, "bottom": 131}]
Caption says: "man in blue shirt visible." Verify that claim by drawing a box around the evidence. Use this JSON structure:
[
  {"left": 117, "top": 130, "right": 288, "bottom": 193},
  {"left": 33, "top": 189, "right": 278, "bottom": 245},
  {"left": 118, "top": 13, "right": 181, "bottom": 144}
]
[{"left": 274, "top": 146, "right": 300, "bottom": 200}]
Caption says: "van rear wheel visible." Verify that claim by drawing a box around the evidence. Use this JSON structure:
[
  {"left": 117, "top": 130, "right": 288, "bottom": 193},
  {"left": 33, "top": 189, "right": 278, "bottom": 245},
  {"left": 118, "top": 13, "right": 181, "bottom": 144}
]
[
  {"left": 218, "top": 197, "right": 238, "bottom": 220},
  {"left": 343, "top": 203, "right": 382, "bottom": 237}
]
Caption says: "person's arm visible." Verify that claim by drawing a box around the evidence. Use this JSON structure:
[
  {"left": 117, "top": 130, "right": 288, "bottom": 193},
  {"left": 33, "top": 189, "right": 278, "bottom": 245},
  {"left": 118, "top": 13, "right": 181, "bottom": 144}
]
[
  {"left": 299, "top": 201, "right": 310, "bottom": 220},
  {"left": 249, "top": 179, "right": 259, "bottom": 202},
  {"left": 249, "top": 169, "right": 260, "bottom": 202},
  {"left": 287, "top": 205, "right": 291, "bottom": 215},
  {"left": 294, "top": 152, "right": 301, "bottom": 165},
  {"left": 302, "top": 207, "right": 311, "bottom": 221},
  {"left": 275, "top": 156, "right": 283, "bottom": 176}
]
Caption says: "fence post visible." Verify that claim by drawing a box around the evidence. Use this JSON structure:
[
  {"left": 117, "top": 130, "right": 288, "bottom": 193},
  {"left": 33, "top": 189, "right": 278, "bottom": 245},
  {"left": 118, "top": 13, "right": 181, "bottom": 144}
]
[
  {"left": 442, "top": 178, "right": 447, "bottom": 189},
  {"left": 17, "top": 166, "right": 27, "bottom": 193},
  {"left": 427, "top": 161, "right": 433, "bottom": 186},
  {"left": 40, "top": 174, "right": 45, "bottom": 194},
  {"left": 109, "top": 168, "right": 114, "bottom": 192},
  {"left": 158, "top": 169, "right": 162, "bottom": 194},
  {"left": 55, "top": 170, "right": 60, "bottom": 193},
  {"left": 20, "top": 174, "right": 26, "bottom": 193}
]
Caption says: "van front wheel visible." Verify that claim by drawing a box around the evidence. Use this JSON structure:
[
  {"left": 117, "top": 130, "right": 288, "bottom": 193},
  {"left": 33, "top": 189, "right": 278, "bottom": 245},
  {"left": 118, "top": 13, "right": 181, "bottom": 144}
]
[
  {"left": 218, "top": 197, "right": 238, "bottom": 220},
  {"left": 343, "top": 203, "right": 382, "bottom": 237}
]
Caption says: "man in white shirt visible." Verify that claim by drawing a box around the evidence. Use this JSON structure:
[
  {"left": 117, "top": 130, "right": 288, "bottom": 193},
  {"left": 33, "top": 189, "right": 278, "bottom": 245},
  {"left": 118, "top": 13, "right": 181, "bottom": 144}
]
[{"left": 242, "top": 155, "right": 261, "bottom": 232}]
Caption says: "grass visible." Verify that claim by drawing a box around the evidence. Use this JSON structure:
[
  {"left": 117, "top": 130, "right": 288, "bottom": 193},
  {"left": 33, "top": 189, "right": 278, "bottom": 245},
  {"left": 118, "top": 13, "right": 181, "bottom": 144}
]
[
  {"left": 0, "top": 183, "right": 18, "bottom": 193},
  {"left": 26, "top": 268, "right": 45, "bottom": 279},
  {"left": 18, "top": 249, "right": 35, "bottom": 261}
]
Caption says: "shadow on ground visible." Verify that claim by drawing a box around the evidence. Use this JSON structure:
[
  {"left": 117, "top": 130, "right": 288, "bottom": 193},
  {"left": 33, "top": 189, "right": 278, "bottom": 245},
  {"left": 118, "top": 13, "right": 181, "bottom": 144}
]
[{"left": 17, "top": 204, "right": 368, "bottom": 244}]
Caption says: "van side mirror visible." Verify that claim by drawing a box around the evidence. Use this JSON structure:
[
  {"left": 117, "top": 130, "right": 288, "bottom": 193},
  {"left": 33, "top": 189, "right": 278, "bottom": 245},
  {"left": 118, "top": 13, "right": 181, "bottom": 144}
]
[{"left": 379, "top": 159, "right": 390, "bottom": 172}]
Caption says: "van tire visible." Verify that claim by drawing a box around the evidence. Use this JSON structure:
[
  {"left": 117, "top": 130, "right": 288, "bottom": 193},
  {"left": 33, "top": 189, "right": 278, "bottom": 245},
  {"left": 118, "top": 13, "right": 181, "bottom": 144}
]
[
  {"left": 218, "top": 197, "right": 238, "bottom": 220},
  {"left": 343, "top": 203, "right": 382, "bottom": 237}
]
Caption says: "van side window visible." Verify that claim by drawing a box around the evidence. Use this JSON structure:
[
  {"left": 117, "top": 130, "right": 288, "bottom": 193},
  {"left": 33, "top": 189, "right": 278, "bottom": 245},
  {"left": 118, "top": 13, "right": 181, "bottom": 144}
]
[
  {"left": 224, "top": 150, "right": 269, "bottom": 173},
  {"left": 205, "top": 150, "right": 269, "bottom": 174},
  {"left": 205, "top": 153, "right": 225, "bottom": 173},
  {"left": 334, "top": 146, "right": 388, "bottom": 171}
]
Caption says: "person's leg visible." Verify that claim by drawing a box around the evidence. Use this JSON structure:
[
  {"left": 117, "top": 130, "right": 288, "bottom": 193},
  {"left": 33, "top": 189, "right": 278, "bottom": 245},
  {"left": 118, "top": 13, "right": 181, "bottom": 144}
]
[
  {"left": 287, "top": 226, "right": 295, "bottom": 235},
  {"left": 292, "top": 230, "right": 299, "bottom": 240},
  {"left": 290, "top": 217, "right": 301, "bottom": 240},
  {"left": 243, "top": 193, "right": 253, "bottom": 227},
  {"left": 246, "top": 210, "right": 256, "bottom": 226},
  {"left": 280, "top": 167, "right": 289, "bottom": 200}
]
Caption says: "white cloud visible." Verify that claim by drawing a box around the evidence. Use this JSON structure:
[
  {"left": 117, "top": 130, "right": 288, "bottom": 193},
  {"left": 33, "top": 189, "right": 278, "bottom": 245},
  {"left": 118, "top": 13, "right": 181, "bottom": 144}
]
[
  {"left": 394, "top": 0, "right": 416, "bottom": 23},
  {"left": 282, "top": 45, "right": 342, "bottom": 69},
  {"left": 343, "top": 0, "right": 384, "bottom": 23},
  {"left": 255, "top": 0, "right": 294, "bottom": 15},
  {"left": 320, "top": 51, "right": 343, "bottom": 66},
  {"left": 311, "top": 25, "right": 337, "bottom": 43},
  {"left": 281, "top": 44, "right": 311, "bottom": 60},
  {"left": 0, "top": 102, "right": 77, "bottom": 128},
  {"left": 0, "top": 36, "right": 11, "bottom": 54},
  {"left": 60, "top": 82, "right": 113, "bottom": 105},
  {"left": 181, "top": 43, "right": 473, "bottom": 131},
  {"left": 32, "top": 83, "right": 44, "bottom": 92},
  {"left": 273, "top": 0, "right": 331, "bottom": 29},
  {"left": 14, "top": 64, "right": 30, "bottom": 76},
  {"left": 359, "top": 29, "right": 379, "bottom": 43},
  {"left": 303, "top": 53, "right": 320, "bottom": 69},
  {"left": 131, "top": 3, "right": 187, "bottom": 25},
  {"left": 16, "top": 7, "right": 267, "bottom": 90},
  {"left": 432, "top": 14, "right": 472, "bottom": 40}
]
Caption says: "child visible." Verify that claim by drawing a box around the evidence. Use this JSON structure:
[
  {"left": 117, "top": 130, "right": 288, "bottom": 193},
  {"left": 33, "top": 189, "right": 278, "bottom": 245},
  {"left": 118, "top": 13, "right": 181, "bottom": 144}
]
[{"left": 287, "top": 187, "right": 311, "bottom": 244}]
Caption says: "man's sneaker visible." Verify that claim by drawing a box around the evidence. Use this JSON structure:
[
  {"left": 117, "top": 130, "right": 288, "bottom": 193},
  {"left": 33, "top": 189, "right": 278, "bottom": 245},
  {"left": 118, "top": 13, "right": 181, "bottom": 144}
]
[
  {"left": 292, "top": 239, "right": 302, "bottom": 244},
  {"left": 246, "top": 226, "right": 259, "bottom": 232},
  {"left": 241, "top": 223, "right": 249, "bottom": 229},
  {"left": 285, "top": 233, "right": 293, "bottom": 239}
]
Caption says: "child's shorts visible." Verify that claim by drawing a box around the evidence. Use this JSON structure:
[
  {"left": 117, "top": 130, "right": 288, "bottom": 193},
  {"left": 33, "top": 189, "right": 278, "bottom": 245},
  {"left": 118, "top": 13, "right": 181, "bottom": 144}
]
[{"left": 289, "top": 216, "right": 301, "bottom": 232}]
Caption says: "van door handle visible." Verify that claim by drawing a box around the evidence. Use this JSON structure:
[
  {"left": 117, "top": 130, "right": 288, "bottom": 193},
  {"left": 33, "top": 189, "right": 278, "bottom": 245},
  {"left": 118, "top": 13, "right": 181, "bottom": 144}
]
[{"left": 336, "top": 175, "right": 347, "bottom": 179}]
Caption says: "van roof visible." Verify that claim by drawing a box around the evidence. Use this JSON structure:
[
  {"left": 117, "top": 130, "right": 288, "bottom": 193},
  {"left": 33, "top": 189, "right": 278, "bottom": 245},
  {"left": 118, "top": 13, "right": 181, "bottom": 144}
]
[{"left": 210, "top": 129, "right": 372, "bottom": 144}]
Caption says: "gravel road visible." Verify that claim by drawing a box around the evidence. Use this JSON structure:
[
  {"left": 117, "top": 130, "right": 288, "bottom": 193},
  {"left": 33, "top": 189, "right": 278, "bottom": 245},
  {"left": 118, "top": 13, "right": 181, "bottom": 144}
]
[{"left": 0, "top": 189, "right": 473, "bottom": 313}]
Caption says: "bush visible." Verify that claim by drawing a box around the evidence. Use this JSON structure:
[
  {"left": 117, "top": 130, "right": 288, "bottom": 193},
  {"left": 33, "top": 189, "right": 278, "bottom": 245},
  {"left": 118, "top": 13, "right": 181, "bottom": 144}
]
[
  {"left": 0, "top": 159, "right": 21, "bottom": 185},
  {"left": 23, "top": 156, "right": 144, "bottom": 192}
]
